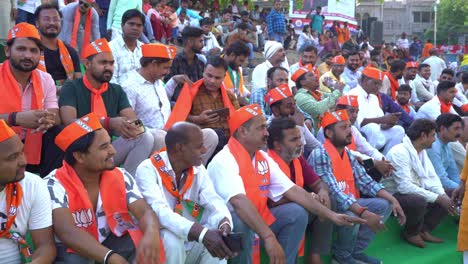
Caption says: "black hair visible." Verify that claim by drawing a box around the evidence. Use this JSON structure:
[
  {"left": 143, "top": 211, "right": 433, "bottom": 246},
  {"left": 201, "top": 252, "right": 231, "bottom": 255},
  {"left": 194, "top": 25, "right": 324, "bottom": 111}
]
[
  {"left": 344, "top": 50, "right": 359, "bottom": 59},
  {"left": 436, "top": 80, "right": 456, "bottom": 95},
  {"left": 206, "top": 55, "right": 228, "bottom": 71},
  {"left": 165, "top": 125, "right": 191, "bottom": 152},
  {"left": 407, "top": 119, "right": 436, "bottom": 141},
  {"left": 398, "top": 84, "right": 412, "bottom": 93},
  {"left": 323, "top": 123, "right": 337, "bottom": 139},
  {"left": 237, "top": 22, "right": 249, "bottom": 31},
  {"left": 63, "top": 131, "right": 96, "bottom": 166},
  {"left": 390, "top": 60, "right": 406, "bottom": 73},
  {"left": 240, "top": 11, "right": 249, "bottom": 16},
  {"left": 181, "top": 26, "right": 204, "bottom": 44},
  {"left": 267, "top": 118, "right": 297, "bottom": 149},
  {"left": 267, "top": 66, "right": 288, "bottom": 80},
  {"left": 462, "top": 72, "right": 468, "bottom": 84},
  {"left": 418, "top": 63, "right": 430, "bottom": 71},
  {"left": 122, "top": 9, "right": 145, "bottom": 26},
  {"left": 140, "top": 57, "right": 172, "bottom": 67},
  {"left": 34, "top": 3, "right": 62, "bottom": 19},
  {"left": 440, "top": 68, "right": 455, "bottom": 77},
  {"left": 299, "top": 44, "right": 317, "bottom": 55},
  {"left": 435, "top": 113, "right": 462, "bottom": 132},
  {"left": 200, "top": 17, "right": 214, "bottom": 26},
  {"left": 222, "top": 9, "right": 232, "bottom": 15},
  {"left": 225, "top": 40, "right": 250, "bottom": 57}
]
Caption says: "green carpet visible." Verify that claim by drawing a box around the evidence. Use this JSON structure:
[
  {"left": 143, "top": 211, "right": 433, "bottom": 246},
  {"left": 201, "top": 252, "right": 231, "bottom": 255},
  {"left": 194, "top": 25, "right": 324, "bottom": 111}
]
[{"left": 260, "top": 216, "right": 461, "bottom": 264}]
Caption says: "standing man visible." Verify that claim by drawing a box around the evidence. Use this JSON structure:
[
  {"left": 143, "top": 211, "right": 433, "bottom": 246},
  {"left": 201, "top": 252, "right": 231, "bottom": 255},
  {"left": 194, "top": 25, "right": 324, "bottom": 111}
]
[
  {"left": 35, "top": 4, "right": 82, "bottom": 85},
  {"left": 109, "top": 9, "right": 145, "bottom": 85},
  {"left": 15, "top": 0, "right": 39, "bottom": 24},
  {"left": 208, "top": 105, "right": 364, "bottom": 264},
  {"left": 135, "top": 122, "right": 236, "bottom": 263},
  {"left": 46, "top": 113, "right": 163, "bottom": 263},
  {"left": 307, "top": 6, "right": 324, "bottom": 36},
  {"left": 58, "top": 0, "right": 100, "bottom": 56},
  {"left": 423, "top": 48, "right": 447, "bottom": 82},
  {"left": 222, "top": 40, "right": 251, "bottom": 104},
  {"left": 0, "top": 120, "right": 56, "bottom": 264},
  {"left": 0, "top": 23, "right": 61, "bottom": 175},
  {"left": 0, "top": 0, "right": 16, "bottom": 44},
  {"left": 58, "top": 38, "right": 154, "bottom": 176},
  {"left": 309, "top": 110, "right": 405, "bottom": 264},
  {"left": 266, "top": 0, "right": 286, "bottom": 45}
]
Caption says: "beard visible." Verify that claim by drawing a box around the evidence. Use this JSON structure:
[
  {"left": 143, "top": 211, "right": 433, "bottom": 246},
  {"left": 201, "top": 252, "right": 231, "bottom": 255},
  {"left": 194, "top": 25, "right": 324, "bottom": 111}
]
[
  {"left": 10, "top": 57, "right": 39, "bottom": 72},
  {"left": 91, "top": 70, "right": 113, "bottom": 83},
  {"left": 39, "top": 26, "right": 60, "bottom": 38}
]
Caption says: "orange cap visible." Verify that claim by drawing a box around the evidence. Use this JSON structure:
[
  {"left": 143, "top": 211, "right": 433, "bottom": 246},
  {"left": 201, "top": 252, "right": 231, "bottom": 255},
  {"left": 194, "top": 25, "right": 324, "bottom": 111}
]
[
  {"left": 362, "top": 66, "right": 384, "bottom": 81},
  {"left": 264, "top": 84, "right": 292, "bottom": 106},
  {"left": 142, "top": 43, "right": 177, "bottom": 59},
  {"left": 291, "top": 64, "right": 312, "bottom": 82},
  {"left": 81, "top": 38, "right": 112, "bottom": 59},
  {"left": 321, "top": 110, "right": 349, "bottom": 128},
  {"left": 55, "top": 113, "right": 103, "bottom": 151},
  {"left": 7, "top": 22, "right": 41, "bottom": 42},
  {"left": 332, "top": 55, "right": 345, "bottom": 65},
  {"left": 0, "top": 120, "right": 17, "bottom": 143},
  {"left": 406, "top": 61, "right": 419, "bottom": 68},
  {"left": 229, "top": 104, "right": 263, "bottom": 135},
  {"left": 336, "top": 95, "right": 359, "bottom": 108}
]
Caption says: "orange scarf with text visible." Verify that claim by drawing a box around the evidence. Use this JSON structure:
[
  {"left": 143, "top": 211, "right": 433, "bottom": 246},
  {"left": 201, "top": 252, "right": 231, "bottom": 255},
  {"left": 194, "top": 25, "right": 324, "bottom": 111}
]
[
  {"left": 224, "top": 66, "right": 245, "bottom": 96},
  {"left": 267, "top": 150, "right": 304, "bottom": 188},
  {"left": 38, "top": 39, "right": 75, "bottom": 81},
  {"left": 0, "top": 183, "right": 23, "bottom": 238},
  {"left": 71, "top": 7, "right": 93, "bottom": 57},
  {"left": 83, "top": 75, "right": 108, "bottom": 118},
  {"left": 0, "top": 61, "right": 43, "bottom": 164},
  {"left": 164, "top": 79, "right": 236, "bottom": 130}
]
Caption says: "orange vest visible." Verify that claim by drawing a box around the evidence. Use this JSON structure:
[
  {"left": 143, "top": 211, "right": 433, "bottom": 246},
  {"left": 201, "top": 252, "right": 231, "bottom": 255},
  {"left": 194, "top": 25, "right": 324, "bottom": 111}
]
[
  {"left": 0, "top": 61, "right": 43, "bottom": 164},
  {"left": 164, "top": 79, "right": 236, "bottom": 130},
  {"left": 323, "top": 139, "right": 359, "bottom": 199},
  {"left": 224, "top": 66, "right": 245, "bottom": 96},
  {"left": 55, "top": 161, "right": 165, "bottom": 262},
  {"left": 385, "top": 72, "right": 399, "bottom": 100}
]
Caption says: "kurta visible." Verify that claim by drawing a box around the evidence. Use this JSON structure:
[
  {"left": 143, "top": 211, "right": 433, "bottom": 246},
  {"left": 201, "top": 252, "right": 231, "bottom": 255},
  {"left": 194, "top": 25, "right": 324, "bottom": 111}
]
[{"left": 458, "top": 148, "right": 468, "bottom": 251}]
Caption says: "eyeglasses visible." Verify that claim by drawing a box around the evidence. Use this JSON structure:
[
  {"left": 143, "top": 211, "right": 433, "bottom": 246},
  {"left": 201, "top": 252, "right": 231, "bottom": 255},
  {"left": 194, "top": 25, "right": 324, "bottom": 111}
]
[{"left": 79, "top": 1, "right": 90, "bottom": 8}]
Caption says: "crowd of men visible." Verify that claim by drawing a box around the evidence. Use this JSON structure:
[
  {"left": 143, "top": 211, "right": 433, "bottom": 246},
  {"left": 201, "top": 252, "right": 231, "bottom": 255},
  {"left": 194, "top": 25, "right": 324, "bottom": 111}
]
[{"left": 1, "top": 1, "right": 468, "bottom": 264}]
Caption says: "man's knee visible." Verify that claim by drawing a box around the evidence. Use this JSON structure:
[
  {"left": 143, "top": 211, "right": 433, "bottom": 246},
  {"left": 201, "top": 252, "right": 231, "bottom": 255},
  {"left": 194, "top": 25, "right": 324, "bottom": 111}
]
[
  {"left": 202, "top": 128, "right": 219, "bottom": 150},
  {"left": 151, "top": 129, "right": 167, "bottom": 152},
  {"left": 161, "top": 230, "right": 185, "bottom": 256}
]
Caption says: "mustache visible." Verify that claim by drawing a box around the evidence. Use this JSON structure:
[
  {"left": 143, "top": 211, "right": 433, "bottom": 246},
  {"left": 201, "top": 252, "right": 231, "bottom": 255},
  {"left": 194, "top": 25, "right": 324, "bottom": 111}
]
[{"left": 20, "top": 59, "right": 34, "bottom": 64}]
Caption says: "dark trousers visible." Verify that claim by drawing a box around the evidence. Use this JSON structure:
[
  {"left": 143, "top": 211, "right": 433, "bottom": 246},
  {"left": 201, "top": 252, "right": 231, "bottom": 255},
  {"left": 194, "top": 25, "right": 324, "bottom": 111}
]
[
  {"left": 26, "top": 126, "right": 65, "bottom": 177},
  {"left": 393, "top": 193, "right": 448, "bottom": 236}
]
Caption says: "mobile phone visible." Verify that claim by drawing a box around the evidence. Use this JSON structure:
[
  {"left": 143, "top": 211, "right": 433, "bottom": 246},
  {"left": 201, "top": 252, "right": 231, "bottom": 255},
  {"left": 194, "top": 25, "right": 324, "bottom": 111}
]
[
  {"left": 362, "top": 159, "right": 374, "bottom": 170},
  {"left": 130, "top": 119, "right": 145, "bottom": 136},
  {"left": 209, "top": 108, "right": 230, "bottom": 118},
  {"left": 222, "top": 232, "right": 244, "bottom": 252}
]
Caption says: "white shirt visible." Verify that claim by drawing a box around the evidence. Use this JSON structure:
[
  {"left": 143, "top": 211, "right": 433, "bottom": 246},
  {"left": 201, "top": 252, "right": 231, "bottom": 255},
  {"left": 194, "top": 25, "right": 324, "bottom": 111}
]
[
  {"left": 207, "top": 146, "right": 295, "bottom": 204},
  {"left": 413, "top": 74, "right": 436, "bottom": 102},
  {"left": 44, "top": 168, "right": 143, "bottom": 243},
  {"left": 121, "top": 70, "right": 171, "bottom": 129},
  {"left": 0, "top": 173, "right": 52, "bottom": 264},
  {"left": 251, "top": 59, "right": 293, "bottom": 92},
  {"left": 423, "top": 56, "right": 447, "bottom": 81},
  {"left": 135, "top": 152, "right": 232, "bottom": 243},
  {"left": 109, "top": 35, "right": 143, "bottom": 85},
  {"left": 416, "top": 96, "right": 458, "bottom": 120},
  {"left": 396, "top": 38, "right": 409, "bottom": 49},
  {"left": 202, "top": 32, "right": 222, "bottom": 55},
  {"left": 348, "top": 84, "right": 384, "bottom": 128},
  {"left": 453, "top": 82, "right": 468, "bottom": 108},
  {"left": 16, "top": 0, "right": 40, "bottom": 13}
]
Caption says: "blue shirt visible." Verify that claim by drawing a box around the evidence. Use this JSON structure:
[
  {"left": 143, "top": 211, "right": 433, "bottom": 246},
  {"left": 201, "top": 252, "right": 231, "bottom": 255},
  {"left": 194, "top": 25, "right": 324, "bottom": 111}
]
[
  {"left": 426, "top": 135, "right": 460, "bottom": 190},
  {"left": 266, "top": 10, "right": 286, "bottom": 35},
  {"left": 342, "top": 67, "right": 361, "bottom": 92},
  {"left": 176, "top": 7, "right": 202, "bottom": 20},
  {"left": 379, "top": 93, "right": 414, "bottom": 130}
]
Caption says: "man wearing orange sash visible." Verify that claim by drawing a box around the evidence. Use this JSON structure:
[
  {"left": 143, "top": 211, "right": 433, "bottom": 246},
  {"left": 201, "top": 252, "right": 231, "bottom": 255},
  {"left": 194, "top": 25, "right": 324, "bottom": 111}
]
[
  {"left": 223, "top": 40, "right": 251, "bottom": 106},
  {"left": 0, "top": 23, "right": 61, "bottom": 176},
  {"left": 45, "top": 113, "right": 163, "bottom": 264},
  {"left": 267, "top": 118, "right": 332, "bottom": 264},
  {"left": 0, "top": 120, "right": 56, "bottom": 264},
  {"left": 136, "top": 122, "right": 237, "bottom": 263},
  {"left": 208, "top": 104, "right": 364, "bottom": 264},
  {"left": 58, "top": 38, "right": 154, "bottom": 176},
  {"left": 289, "top": 44, "right": 320, "bottom": 80},
  {"left": 319, "top": 55, "right": 347, "bottom": 93},
  {"left": 381, "top": 60, "right": 406, "bottom": 100},
  {"left": 308, "top": 110, "right": 406, "bottom": 264},
  {"left": 59, "top": 0, "right": 100, "bottom": 56},
  {"left": 35, "top": 4, "right": 82, "bottom": 85}
]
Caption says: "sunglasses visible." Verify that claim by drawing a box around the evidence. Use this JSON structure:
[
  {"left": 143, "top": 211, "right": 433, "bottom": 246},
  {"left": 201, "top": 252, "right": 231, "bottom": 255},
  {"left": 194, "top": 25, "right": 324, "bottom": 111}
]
[{"left": 79, "top": 1, "right": 90, "bottom": 8}]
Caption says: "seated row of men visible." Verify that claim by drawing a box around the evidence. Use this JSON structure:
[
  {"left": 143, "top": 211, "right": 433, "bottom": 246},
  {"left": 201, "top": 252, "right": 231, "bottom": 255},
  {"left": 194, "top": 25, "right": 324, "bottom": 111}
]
[{"left": 1, "top": 21, "right": 467, "bottom": 264}]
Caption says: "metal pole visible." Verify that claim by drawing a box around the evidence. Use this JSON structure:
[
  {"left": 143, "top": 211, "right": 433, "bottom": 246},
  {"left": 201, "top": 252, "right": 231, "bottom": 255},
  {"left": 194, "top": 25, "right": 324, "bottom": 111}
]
[{"left": 434, "top": 5, "right": 437, "bottom": 45}]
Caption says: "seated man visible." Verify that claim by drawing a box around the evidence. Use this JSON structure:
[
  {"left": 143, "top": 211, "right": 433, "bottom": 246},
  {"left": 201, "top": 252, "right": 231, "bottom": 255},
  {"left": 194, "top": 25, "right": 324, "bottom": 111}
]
[
  {"left": 267, "top": 118, "right": 332, "bottom": 264},
  {"left": 293, "top": 65, "right": 344, "bottom": 131},
  {"left": 381, "top": 60, "right": 406, "bottom": 100},
  {"left": 450, "top": 117, "right": 468, "bottom": 173},
  {"left": 319, "top": 55, "right": 346, "bottom": 93},
  {"left": 251, "top": 66, "right": 289, "bottom": 119},
  {"left": 164, "top": 56, "right": 239, "bottom": 156},
  {"left": 308, "top": 110, "right": 405, "bottom": 264},
  {"left": 200, "top": 18, "right": 222, "bottom": 57},
  {"left": 413, "top": 63, "right": 436, "bottom": 103},
  {"left": 416, "top": 81, "right": 459, "bottom": 120},
  {"left": 290, "top": 45, "right": 320, "bottom": 79},
  {"left": 208, "top": 104, "right": 364, "bottom": 264},
  {"left": 46, "top": 113, "right": 163, "bottom": 263},
  {"left": 382, "top": 119, "right": 456, "bottom": 248},
  {"left": 58, "top": 38, "right": 154, "bottom": 176},
  {"left": 378, "top": 89, "right": 415, "bottom": 131},
  {"left": 222, "top": 40, "right": 251, "bottom": 104},
  {"left": 398, "top": 61, "right": 422, "bottom": 108},
  {"left": 396, "top": 84, "right": 417, "bottom": 119},
  {"left": 0, "top": 23, "right": 61, "bottom": 177},
  {"left": 348, "top": 67, "right": 405, "bottom": 154},
  {"left": 427, "top": 113, "right": 464, "bottom": 191},
  {"left": 0, "top": 120, "right": 55, "bottom": 264},
  {"left": 135, "top": 122, "right": 236, "bottom": 263}
]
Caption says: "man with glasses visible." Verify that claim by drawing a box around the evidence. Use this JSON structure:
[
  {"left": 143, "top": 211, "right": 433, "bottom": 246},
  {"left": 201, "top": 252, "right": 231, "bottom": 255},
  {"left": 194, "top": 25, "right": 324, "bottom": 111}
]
[
  {"left": 35, "top": 4, "right": 82, "bottom": 85},
  {"left": 59, "top": 0, "right": 99, "bottom": 56}
]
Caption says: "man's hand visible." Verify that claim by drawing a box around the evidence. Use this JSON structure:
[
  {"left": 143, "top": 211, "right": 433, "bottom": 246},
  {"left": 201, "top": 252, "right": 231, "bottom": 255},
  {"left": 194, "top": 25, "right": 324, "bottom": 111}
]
[
  {"left": 452, "top": 182, "right": 465, "bottom": 205},
  {"left": 436, "top": 194, "right": 458, "bottom": 216},
  {"left": 218, "top": 218, "right": 232, "bottom": 236},
  {"left": 390, "top": 199, "right": 406, "bottom": 225},
  {"left": 374, "top": 159, "right": 395, "bottom": 177},
  {"left": 134, "top": 233, "right": 160, "bottom": 264},
  {"left": 108, "top": 253, "right": 129, "bottom": 264},
  {"left": 202, "top": 230, "right": 235, "bottom": 260},
  {"left": 238, "top": 96, "right": 249, "bottom": 106},
  {"left": 16, "top": 110, "right": 55, "bottom": 131},
  {"left": 317, "top": 189, "right": 331, "bottom": 209},
  {"left": 195, "top": 110, "right": 220, "bottom": 125},
  {"left": 381, "top": 112, "right": 401, "bottom": 126},
  {"left": 171, "top": 74, "right": 194, "bottom": 86},
  {"left": 304, "top": 119, "right": 313, "bottom": 131},
  {"left": 109, "top": 117, "right": 140, "bottom": 139},
  {"left": 263, "top": 235, "right": 285, "bottom": 264},
  {"left": 331, "top": 213, "right": 366, "bottom": 226},
  {"left": 333, "top": 81, "right": 346, "bottom": 92},
  {"left": 361, "top": 210, "right": 386, "bottom": 233},
  {"left": 11, "top": 7, "right": 18, "bottom": 20}
]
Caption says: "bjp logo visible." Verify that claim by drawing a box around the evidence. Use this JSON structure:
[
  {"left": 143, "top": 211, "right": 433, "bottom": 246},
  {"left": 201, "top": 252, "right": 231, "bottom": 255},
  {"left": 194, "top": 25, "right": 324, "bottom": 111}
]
[
  {"left": 257, "top": 160, "right": 269, "bottom": 176},
  {"left": 72, "top": 209, "right": 93, "bottom": 228}
]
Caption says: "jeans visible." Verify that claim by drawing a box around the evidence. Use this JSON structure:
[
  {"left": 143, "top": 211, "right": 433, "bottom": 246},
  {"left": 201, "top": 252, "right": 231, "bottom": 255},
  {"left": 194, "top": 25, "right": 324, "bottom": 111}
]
[
  {"left": 269, "top": 33, "right": 285, "bottom": 45},
  {"left": 98, "top": 11, "right": 108, "bottom": 38},
  {"left": 229, "top": 202, "right": 308, "bottom": 264},
  {"left": 16, "top": 9, "right": 35, "bottom": 24},
  {"left": 333, "top": 198, "right": 392, "bottom": 262},
  {"left": 246, "top": 42, "right": 255, "bottom": 60}
]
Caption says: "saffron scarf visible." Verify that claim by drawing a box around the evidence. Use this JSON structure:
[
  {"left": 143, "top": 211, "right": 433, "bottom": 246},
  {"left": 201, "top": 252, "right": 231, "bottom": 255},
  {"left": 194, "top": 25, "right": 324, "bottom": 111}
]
[
  {"left": 71, "top": 7, "right": 93, "bottom": 57},
  {"left": 38, "top": 39, "right": 75, "bottom": 81},
  {"left": 83, "top": 74, "right": 109, "bottom": 118}
]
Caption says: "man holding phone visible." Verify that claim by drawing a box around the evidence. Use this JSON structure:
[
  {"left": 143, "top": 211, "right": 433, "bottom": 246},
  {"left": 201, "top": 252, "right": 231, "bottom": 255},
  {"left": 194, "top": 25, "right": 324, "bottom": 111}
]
[
  {"left": 135, "top": 122, "right": 237, "bottom": 263},
  {"left": 58, "top": 38, "right": 154, "bottom": 176}
]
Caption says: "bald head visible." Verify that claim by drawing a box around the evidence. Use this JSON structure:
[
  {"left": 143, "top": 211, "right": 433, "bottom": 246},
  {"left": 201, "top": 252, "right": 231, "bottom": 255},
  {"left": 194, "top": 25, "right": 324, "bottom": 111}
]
[{"left": 165, "top": 122, "right": 202, "bottom": 152}]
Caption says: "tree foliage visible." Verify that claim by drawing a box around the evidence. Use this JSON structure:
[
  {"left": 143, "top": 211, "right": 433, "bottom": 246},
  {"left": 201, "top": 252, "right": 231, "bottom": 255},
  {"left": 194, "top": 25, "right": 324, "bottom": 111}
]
[{"left": 425, "top": 0, "right": 467, "bottom": 44}]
